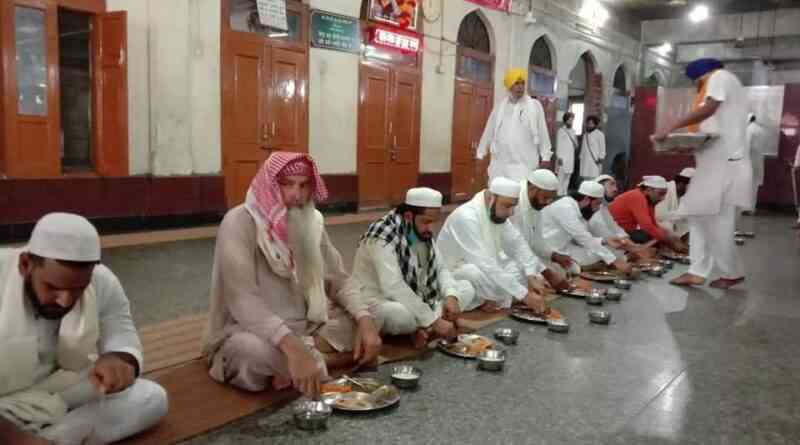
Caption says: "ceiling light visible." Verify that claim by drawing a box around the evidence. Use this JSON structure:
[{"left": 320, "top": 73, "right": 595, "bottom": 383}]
[
  {"left": 579, "top": 0, "right": 609, "bottom": 28},
  {"left": 689, "top": 5, "right": 710, "bottom": 23}
]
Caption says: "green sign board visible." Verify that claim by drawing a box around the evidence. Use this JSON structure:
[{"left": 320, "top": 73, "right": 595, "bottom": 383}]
[{"left": 310, "top": 10, "right": 361, "bottom": 54}]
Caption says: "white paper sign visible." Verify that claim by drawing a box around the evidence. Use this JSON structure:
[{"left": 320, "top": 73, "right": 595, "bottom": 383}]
[{"left": 257, "top": 0, "right": 287, "bottom": 31}]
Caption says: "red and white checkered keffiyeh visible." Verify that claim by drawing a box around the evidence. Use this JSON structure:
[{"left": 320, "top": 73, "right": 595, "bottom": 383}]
[{"left": 247, "top": 151, "right": 328, "bottom": 245}]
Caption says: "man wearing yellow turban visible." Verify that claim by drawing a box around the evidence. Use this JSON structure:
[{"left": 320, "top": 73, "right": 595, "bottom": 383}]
[{"left": 477, "top": 68, "right": 553, "bottom": 183}]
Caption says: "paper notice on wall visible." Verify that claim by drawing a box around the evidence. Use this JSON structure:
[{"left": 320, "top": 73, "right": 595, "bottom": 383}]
[{"left": 257, "top": 0, "right": 287, "bottom": 31}]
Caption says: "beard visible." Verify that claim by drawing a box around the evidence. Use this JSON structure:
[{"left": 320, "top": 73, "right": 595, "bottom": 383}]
[
  {"left": 25, "top": 276, "right": 73, "bottom": 320},
  {"left": 605, "top": 194, "right": 615, "bottom": 203},
  {"left": 489, "top": 201, "right": 507, "bottom": 224},
  {"left": 529, "top": 198, "right": 546, "bottom": 211},
  {"left": 580, "top": 205, "right": 596, "bottom": 221},
  {"left": 287, "top": 202, "right": 325, "bottom": 295},
  {"left": 412, "top": 223, "right": 433, "bottom": 241}
]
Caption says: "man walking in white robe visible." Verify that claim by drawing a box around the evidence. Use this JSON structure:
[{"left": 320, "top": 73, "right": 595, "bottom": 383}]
[
  {"left": 556, "top": 112, "right": 578, "bottom": 195},
  {"left": 579, "top": 116, "right": 606, "bottom": 180},
  {"left": 654, "top": 58, "right": 753, "bottom": 289},
  {"left": 477, "top": 68, "right": 552, "bottom": 183},
  {"left": 438, "top": 177, "right": 550, "bottom": 314},
  {"left": 744, "top": 113, "right": 766, "bottom": 214}
]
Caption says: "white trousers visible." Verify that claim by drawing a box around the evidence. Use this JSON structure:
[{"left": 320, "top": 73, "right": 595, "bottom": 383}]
[
  {"left": 371, "top": 281, "right": 475, "bottom": 335},
  {"left": 38, "top": 379, "right": 168, "bottom": 445},
  {"left": 452, "top": 260, "right": 527, "bottom": 310},
  {"left": 557, "top": 171, "right": 572, "bottom": 196},
  {"left": 688, "top": 204, "right": 742, "bottom": 280}
]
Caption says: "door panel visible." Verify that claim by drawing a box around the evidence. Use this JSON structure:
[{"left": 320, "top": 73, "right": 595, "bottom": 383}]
[
  {"left": 96, "top": 11, "right": 128, "bottom": 176},
  {"left": 471, "top": 86, "right": 492, "bottom": 194},
  {"left": 450, "top": 81, "right": 474, "bottom": 201},
  {"left": 222, "top": 37, "right": 268, "bottom": 206},
  {"left": 357, "top": 63, "right": 391, "bottom": 207},
  {"left": 269, "top": 47, "right": 307, "bottom": 153},
  {"left": 389, "top": 70, "right": 419, "bottom": 204}
]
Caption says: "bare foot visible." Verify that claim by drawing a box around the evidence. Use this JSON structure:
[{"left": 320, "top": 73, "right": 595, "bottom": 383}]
[
  {"left": 709, "top": 277, "right": 745, "bottom": 289},
  {"left": 670, "top": 273, "right": 706, "bottom": 286}
]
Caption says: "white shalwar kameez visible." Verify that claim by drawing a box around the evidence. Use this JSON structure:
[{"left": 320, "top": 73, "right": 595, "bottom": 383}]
[
  {"left": 655, "top": 181, "right": 689, "bottom": 237},
  {"left": 535, "top": 197, "right": 617, "bottom": 267},
  {"left": 438, "top": 191, "right": 546, "bottom": 310},
  {"left": 556, "top": 127, "right": 578, "bottom": 195},
  {"left": 0, "top": 249, "right": 168, "bottom": 445},
  {"left": 745, "top": 121, "right": 766, "bottom": 209},
  {"left": 509, "top": 180, "right": 553, "bottom": 263},
  {"left": 677, "top": 70, "right": 753, "bottom": 280},
  {"left": 579, "top": 130, "right": 606, "bottom": 179},
  {"left": 477, "top": 95, "right": 553, "bottom": 183}
]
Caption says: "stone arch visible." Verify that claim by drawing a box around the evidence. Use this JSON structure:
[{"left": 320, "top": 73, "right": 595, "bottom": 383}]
[
  {"left": 456, "top": 9, "right": 495, "bottom": 56},
  {"left": 529, "top": 34, "right": 557, "bottom": 72}
]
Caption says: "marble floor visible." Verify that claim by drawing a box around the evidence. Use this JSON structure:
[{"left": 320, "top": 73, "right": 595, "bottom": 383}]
[{"left": 99, "top": 212, "right": 800, "bottom": 445}]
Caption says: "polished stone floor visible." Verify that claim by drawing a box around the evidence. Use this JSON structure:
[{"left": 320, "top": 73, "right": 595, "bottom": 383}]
[{"left": 99, "top": 213, "right": 800, "bottom": 444}]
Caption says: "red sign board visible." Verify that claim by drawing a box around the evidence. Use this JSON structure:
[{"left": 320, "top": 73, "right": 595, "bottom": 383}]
[
  {"left": 466, "top": 0, "right": 511, "bottom": 11},
  {"left": 370, "top": 26, "right": 421, "bottom": 53}
]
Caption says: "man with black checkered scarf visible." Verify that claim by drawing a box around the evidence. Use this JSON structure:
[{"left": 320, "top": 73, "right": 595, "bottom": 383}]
[{"left": 352, "top": 188, "right": 475, "bottom": 349}]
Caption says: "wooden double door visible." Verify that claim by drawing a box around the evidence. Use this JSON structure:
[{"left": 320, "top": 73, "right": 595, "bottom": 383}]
[
  {"left": 357, "top": 62, "right": 421, "bottom": 208},
  {"left": 221, "top": 34, "right": 308, "bottom": 206},
  {"left": 450, "top": 80, "right": 492, "bottom": 201}
]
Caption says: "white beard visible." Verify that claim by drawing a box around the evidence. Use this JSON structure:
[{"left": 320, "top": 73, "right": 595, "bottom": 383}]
[{"left": 287, "top": 203, "right": 325, "bottom": 303}]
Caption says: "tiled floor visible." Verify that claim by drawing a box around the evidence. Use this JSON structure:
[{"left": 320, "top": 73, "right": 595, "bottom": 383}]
[{"left": 95, "top": 212, "right": 800, "bottom": 444}]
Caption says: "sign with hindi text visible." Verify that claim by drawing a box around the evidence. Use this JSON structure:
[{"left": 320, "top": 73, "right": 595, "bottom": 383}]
[{"left": 310, "top": 11, "right": 361, "bottom": 54}]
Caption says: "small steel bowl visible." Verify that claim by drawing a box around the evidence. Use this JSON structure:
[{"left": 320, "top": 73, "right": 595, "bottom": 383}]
[
  {"left": 605, "top": 288, "right": 623, "bottom": 301},
  {"left": 586, "top": 289, "right": 605, "bottom": 306},
  {"left": 477, "top": 349, "right": 506, "bottom": 372},
  {"left": 293, "top": 400, "right": 332, "bottom": 430},
  {"left": 547, "top": 319, "right": 570, "bottom": 333},
  {"left": 588, "top": 310, "right": 612, "bottom": 325},
  {"left": 646, "top": 266, "right": 666, "bottom": 277},
  {"left": 493, "top": 328, "right": 519, "bottom": 345},
  {"left": 659, "top": 260, "right": 674, "bottom": 270},
  {"left": 734, "top": 237, "right": 745, "bottom": 246},
  {"left": 614, "top": 279, "right": 632, "bottom": 290},
  {"left": 391, "top": 365, "right": 422, "bottom": 389}
]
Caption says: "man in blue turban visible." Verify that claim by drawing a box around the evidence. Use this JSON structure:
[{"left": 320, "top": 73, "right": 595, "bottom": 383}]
[{"left": 653, "top": 58, "right": 753, "bottom": 290}]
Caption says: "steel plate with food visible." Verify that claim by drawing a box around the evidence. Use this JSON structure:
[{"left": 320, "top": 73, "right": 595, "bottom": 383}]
[
  {"left": 510, "top": 307, "right": 564, "bottom": 324},
  {"left": 580, "top": 270, "right": 623, "bottom": 283},
  {"left": 436, "top": 334, "right": 495, "bottom": 359},
  {"left": 651, "top": 132, "right": 717, "bottom": 154},
  {"left": 321, "top": 377, "right": 400, "bottom": 412},
  {"left": 660, "top": 250, "right": 691, "bottom": 265},
  {"left": 559, "top": 286, "right": 603, "bottom": 299}
]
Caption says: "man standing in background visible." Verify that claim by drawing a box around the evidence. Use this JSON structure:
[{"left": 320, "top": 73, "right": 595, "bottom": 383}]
[
  {"left": 556, "top": 112, "right": 578, "bottom": 195},
  {"left": 579, "top": 116, "right": 606, "bottom": 181}
]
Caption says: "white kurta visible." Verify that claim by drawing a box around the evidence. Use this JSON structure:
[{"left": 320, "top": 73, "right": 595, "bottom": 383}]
[
  {"left": 438, "top": 191, "right": 545, "bottom": 309},
  {"left": 556, "top": 127, "right": 578, "bottom": 194},
  {"left": 509, "top": 180, "right": 555, "bottom": 263},
  {"left": 477, "top": 95, "right": 553, "bottom": 183},
  {"left": 746, "top": 122, "right": 766, "bottom": 187},
  {"left": 352, "top": 239, "right": 473, "bottom": 334},
  {"left": 535, "top": 197, "right": 617, "bottom": 266},
  {"left": 579, "top": 130, "right": 606, "bottom": 179},
  {"left": 655, "top": 181, "right": 689, "bottom": 237},
  {"left": 589, "top": 204, "right": 628, "bottom": 240}
]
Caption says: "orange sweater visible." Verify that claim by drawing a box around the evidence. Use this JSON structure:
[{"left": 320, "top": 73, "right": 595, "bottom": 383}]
[{"left": 608, "top": 189, "right": 667, "bottom": 241}]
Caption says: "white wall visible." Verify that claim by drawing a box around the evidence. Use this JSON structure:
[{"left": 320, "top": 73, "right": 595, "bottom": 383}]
[{"left": 107, "top": 0, "right": 221, "bottom": 176}]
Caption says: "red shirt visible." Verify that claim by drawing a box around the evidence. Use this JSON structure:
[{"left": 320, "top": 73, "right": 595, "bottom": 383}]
[{"left": 608, "top": 189, "right": 667, "bottom": 241}]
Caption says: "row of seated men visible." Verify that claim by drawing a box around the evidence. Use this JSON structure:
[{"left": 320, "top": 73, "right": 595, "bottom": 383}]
[{"left": 0, "top": 151, "right": 693, "bottom": 444}]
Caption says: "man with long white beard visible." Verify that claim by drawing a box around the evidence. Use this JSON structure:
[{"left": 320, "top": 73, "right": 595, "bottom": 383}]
[
  {"left": 653, "top": 58, "right": 752, "bottom": 289},
  {"left": 352, "top": 188, "right": 474, "bottom": 349},
  {"left": 204, "top": 152, "right": 381, "bottom": 399},
  {"left": 0, "top": 213, "right": 167, "bottom": 445},
  {"left": 438, "top": 177, "right": 550, "bottom": 315},
  {"left": 477, "top": 68, "right": 553, "bottom": 182},
  {"left": 535, "top": 181, "right": 632, "bottom": 273},
  {"left": 579, "top": 116, "right": 606, "bottom": 181},
  {"left": 509, "top": 169, "right": 573, "bottom": 290}
]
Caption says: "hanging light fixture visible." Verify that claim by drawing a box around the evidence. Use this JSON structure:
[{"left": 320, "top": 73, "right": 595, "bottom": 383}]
[{"left": 689, "top": 4, "right": 710, "bottom": 23}]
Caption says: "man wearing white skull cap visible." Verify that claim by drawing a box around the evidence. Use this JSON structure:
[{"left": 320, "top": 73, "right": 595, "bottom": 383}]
[
  {"left": 587, "top": 175, "right": 653, "bottom": 261},
  {"left": 509, "top": 170, "right": 575, "bottom": 290},
  {"left": 353, "top": 188, "right": 475, "bottom": 348},
  {"left": 438, "top": 178, "right": 551, "bottom": 314},
  {"left": 0, "top": 213, "right": 168, "bottom": 445},
  {"left": 656, "top": 168, "right": 695, "bottom": 238},
  {"left": 535, "top": 182, "right": 633, "bottom": 273}
]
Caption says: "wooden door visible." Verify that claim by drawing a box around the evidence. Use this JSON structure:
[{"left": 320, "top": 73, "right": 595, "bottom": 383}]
[
  {"left": 470, "top": 86, "right": 492, "bottom": 194},
  {"left": 221, "top": 36, "right": 269, "bottom": 206},
  {"left": 95, "top": 11, "right": 128, "bottom": 176},
  {"left": 388, "top": 69, "right": 420, "bottom": 204},
  {"left": 357, "top": 62, "right": 391, "bottom": 208},
  {"left": 450, "top": 81, "right": 475, "bottom": 201},
  {"left": 267, "top": 47, "right": 307, "bottom": 154}
]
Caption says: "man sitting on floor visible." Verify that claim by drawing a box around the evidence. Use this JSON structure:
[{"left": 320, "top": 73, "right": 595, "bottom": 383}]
[
  {"left": 608, "top": 175, "right": 688, "bottom": 253},
  {"left": 509, "top": 169, "right": 573, "bottom": 290},
  {"left": 535, "top": 181, "right": 633, "bottom": 273},
  {"left": 655, "top": 168, "right": 695, "bottom": 240},
  {"left": 438, "top": 177, "right": 550, "bottom": 315},
  {"left": 352, "top": 188, "right": 474, "bottom": 348},
  {"left": 0, "top": 213, "right": 168, "bottom": 445},
  {"left": 203, "top": 152, "right": 381, "bottom": 399},
  {"left": 590, "top": 175, "right": 654, "bottom": 260}
]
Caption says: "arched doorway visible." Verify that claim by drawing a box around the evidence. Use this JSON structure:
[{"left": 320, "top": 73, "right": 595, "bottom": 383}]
[
  {"left": 528, "top": 36, "right": 558, "bottom": 144},
  {"left": 450, "top": 11, "right": 494, "bottom": 201},
  {"left": 567, "top": 51, "right": 598, "bottom": 136},
  {"left": 357, "top": 0, "right": 423, "bottom": 208}
]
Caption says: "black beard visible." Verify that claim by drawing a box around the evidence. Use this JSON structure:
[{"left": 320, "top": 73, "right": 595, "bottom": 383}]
[
  {"left": 25, "top": 277, "right": 73, "bottom": 320},
  {"left": 605, "top": 194, "right": 615, "bottom": 203},
  {"left": 489, "top": 202, "right": 506, "bottom": 224},
  {"left": 586, "top": 127, "right": 596, "bottom": 133},
  {"left": 410, "top": 221, "right": 433, "bottom": 241},
  {"left": 529, "top": 198, "right": 545, "bottom": 211},
  {"left": 581, "top": 205, "right": 596, "bottom": 220}
]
